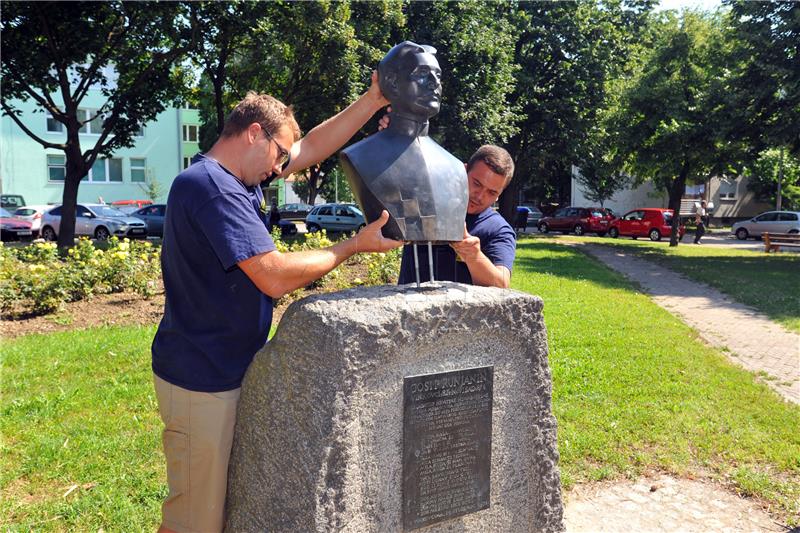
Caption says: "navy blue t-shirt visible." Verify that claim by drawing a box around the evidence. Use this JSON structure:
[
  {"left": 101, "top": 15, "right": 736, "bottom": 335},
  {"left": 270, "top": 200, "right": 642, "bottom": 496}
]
[
  {"left": 398, "top": 207, "right": 516, "bottom": 285},
  {"left": 152, "top": 155, "right": 276, "bottom": 392}
]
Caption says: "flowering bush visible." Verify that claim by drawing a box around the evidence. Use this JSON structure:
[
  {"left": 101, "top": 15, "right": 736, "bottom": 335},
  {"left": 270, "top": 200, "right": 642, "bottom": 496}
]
[{"left": 0, "top": 238, "right": 161, "bottom": 316}]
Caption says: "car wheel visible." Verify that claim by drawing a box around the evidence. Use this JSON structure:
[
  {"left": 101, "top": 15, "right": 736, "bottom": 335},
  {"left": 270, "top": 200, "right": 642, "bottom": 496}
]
[
  {"left": 735, "top": 228, "right": 749, "bottom": 240},
  {"left": 538, "top": 222, "right": 549, "bottom": 233},
  {"left": 307, "top": 223, "right": 321, "bottom": 233},
  {"left": 608, "top": 227, "right": 619, "bottom": 238},
  {"left": 632, "top": 236, "right": 638, "bottom": 240},
  {"left": 574, "top": 225, "right": 584, "bottom": 236},
  {"left": 649, "top": 229, "right": 661, "bottom": 241},
  {"left": 41, "top": 226, "right": 57, "bottom": 241},
  {"left": 94, "top": 226, "right": 110, "bottom": 241}
]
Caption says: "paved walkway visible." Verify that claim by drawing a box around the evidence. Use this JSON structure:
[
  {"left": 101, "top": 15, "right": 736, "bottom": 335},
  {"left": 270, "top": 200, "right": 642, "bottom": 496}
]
[{"left": 577, "top": 243, "right": 800, "bottom": 404}]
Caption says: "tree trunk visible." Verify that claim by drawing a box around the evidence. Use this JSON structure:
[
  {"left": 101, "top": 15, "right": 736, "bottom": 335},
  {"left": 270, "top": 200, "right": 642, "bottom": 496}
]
[
  {"left": 499, "top": 177, "right": 520, "bottom": 225},
  {"left": 57, "top": 143, "right": 87, "bottom": 250},
  {"left": 214, "top": 75, "right": 225, "bottom": 135},
  {"left": 306, "top": 166, "right": 323, "bottom": 206},
  {"left": 667, "top": 167, "right": 688, "bottom": 247}
]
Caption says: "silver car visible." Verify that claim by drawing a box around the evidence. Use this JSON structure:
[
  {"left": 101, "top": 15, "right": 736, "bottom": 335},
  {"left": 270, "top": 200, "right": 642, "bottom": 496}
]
[
  {"left": 731, "top": 210, "right": 800, "bottom": 240},
  {"left": 41, "top": 203, "right": 148, "bottom": 241},
  {"left": 305, "top": 203, "right": 366, "bottom": 233}
]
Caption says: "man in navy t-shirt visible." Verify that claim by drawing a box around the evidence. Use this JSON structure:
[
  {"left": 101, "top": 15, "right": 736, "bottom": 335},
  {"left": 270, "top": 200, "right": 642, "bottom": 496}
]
[
  {"left": 398, "top": 145, "right": 516, "bottom": 288},
  {"left": 151, "top": 75, "right": 401, "bottom": 533}
]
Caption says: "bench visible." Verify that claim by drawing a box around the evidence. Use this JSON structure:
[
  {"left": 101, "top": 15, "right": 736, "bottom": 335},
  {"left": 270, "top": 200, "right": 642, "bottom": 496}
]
[{"left": 763, "top": 232, "right": 800, "bottom": 252}]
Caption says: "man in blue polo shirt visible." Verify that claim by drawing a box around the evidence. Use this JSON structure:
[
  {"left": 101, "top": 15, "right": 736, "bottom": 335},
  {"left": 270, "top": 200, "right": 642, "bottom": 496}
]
[
  {"left": 151, "top": 75, "right": 401, "bottom": 533},
  {"left": 398, "top": 145, "right": 516, "bottom": 288}
]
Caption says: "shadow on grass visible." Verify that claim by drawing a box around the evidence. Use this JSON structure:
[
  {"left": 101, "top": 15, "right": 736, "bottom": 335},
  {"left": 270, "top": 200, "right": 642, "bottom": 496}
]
[{"left": 513, "top": 240, "right": 635, "bottom": 293}]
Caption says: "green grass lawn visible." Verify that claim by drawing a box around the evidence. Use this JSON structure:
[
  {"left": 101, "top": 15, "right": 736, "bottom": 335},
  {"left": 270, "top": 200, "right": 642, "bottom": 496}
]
[
  {"left": 555, "top": 235, "right": 800, "bottom": 333},
  {"left": 1, "top": 241, "right": 798, "bottom": 529}
]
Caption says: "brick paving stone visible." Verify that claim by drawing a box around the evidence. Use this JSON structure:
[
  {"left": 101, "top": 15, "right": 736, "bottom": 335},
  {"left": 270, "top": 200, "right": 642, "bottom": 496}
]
[
  {"left": 578, "top": 243, "right": 800, "bottom": 404},
  {"left": 564, "top": 475, "right": 786, "bottom": 532}
]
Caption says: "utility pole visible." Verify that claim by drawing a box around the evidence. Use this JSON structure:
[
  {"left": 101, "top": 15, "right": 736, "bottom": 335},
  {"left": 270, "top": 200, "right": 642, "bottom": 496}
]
[{"left": 776, "top": 146, "right": 783, "bottom": 211}]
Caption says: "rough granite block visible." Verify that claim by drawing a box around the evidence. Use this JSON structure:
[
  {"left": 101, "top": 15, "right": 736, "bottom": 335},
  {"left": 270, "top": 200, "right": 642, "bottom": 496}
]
[{"left": 225, "top": 282, "right": 563, "bottom": 532}]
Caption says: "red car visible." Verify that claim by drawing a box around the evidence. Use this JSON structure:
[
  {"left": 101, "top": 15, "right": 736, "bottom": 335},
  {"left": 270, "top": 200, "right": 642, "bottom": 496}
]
[
  {"left": 608, "top": 208, "right": 684, "bottom": 241},
  {"left": 0, "top": 207, "right": 35, "bottom": 241},
  {"left": 537, "top": 207, "right": 615, "bottom": 236}
]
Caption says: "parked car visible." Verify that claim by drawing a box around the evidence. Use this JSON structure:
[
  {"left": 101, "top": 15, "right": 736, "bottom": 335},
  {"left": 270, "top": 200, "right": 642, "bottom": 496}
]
[
  {"left": 515, "top": 205, "right": 543, "bottom": 229},
  {"left": 0, "top": 207, "right": 34, "bottom": 241},
  {"left": 278, "top": 202, "right": 313, "bottom": 221},
  {"left": 276, "top": 219, "right": 298, "bottom": 237},
  {"left": 305, "top": 203, "right": 366, "bottom": 233},
  {"left": 41, "top": 203, "right": 148, "bottom": 241},
  {"left": 537, "top": 206, "right": 615, "bottom": 236},
  {"left": 730, "top": 211, "right": 800, "bottom": 240},
  {"left": 1, "top": 194, "right": 26, "bottom": 209},
  {"left": 12, "top": 204, "right": 53, "bottom": 234},
  {"left": 131, "top": 204, "right": 166, "bottom": 237},
  {"left": 111, "top": 199, "right": 153, "bottom": 214},
  {"left": 608, "top": 208, "right": 684, "bottom": 241}
]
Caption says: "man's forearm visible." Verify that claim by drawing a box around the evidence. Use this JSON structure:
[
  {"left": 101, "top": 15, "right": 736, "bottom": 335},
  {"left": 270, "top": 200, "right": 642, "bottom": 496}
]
[
  {"left": 464, "top": 254, "right": 510, "bottom": 288},
  {"left": 284, "top": 90, "right": 385, "bottom": 175},
  {"left": 240, "top": 240, "right": 357, "bottom": 298}
]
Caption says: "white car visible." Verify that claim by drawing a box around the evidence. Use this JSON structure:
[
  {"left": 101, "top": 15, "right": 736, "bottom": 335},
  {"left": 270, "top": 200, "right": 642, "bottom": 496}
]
[
  {"left": 41, "top": 203, "right": 147, "bottom": 241},
  {"left": 12, "top": 204, "right": 54, "bottom": 233},
  {"left": 731, "top": 211, "right": 800, "bottom": 240}
]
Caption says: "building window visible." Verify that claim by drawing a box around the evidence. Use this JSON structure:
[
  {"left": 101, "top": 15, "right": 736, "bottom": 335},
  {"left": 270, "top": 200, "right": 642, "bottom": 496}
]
[
  {"left": 77, "top": 108, "right": 104, "bottom": 135},
  {"left": 131, "top": 158, "right": 146, "bottom": 183},
  {"left": 85, "top": 158, "right": 123, "bottom": 183},
  {"left": 718, "top": 178, "right": 737, "bottom": 200},
  {"left": 182, "top": 124, "right": 198, "bottom": 142},
  {"left": 183, "top": 156, "right": 191, "bottom": 169},
  {"left": 47, "top": 154, "right": 66, "bottom": 181},
  {"left": 46, "top": 111, "right": 64, "bottom": 133}
]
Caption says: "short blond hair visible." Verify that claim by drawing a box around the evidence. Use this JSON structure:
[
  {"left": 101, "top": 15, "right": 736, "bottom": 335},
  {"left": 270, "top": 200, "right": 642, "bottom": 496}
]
[{"left": 221, "top": 91, "right": 301, "bottom": 140}]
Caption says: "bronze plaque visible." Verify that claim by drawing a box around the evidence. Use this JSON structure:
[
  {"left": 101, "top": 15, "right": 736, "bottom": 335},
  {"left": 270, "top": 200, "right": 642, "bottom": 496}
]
[{"left": 402, "top": 366, "right": 493, "bottom": 530}]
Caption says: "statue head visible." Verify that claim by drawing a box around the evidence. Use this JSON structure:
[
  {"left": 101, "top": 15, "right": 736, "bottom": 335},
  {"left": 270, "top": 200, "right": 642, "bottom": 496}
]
[{"left": 378, "top": 41, "right": 441, "bottom": 120}]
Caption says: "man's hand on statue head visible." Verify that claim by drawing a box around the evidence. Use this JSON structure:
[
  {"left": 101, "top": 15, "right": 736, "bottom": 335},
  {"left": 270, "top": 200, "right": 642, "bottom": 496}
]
[
  {"left": 351, "top": 210, "right": 404, "bottom": 253},
  {"left": 450, "top": 224, "right": 482, "bottom": 263},
  {"left": 378, "top": 106, "right": 392, "bottom": 131},
  {"left": 368, "top": 70, "right": 390, "bottom": 109}
]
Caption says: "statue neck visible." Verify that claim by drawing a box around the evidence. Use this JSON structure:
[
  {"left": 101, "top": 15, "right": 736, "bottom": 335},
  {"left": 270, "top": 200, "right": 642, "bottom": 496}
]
[{"left": 386, "top": 111, "right": 429, "bottom": 137}]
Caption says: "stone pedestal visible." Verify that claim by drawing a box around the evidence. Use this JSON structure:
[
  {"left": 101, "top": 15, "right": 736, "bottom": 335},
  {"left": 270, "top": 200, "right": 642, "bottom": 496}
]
[{"left": 225, "top": 282, "right": 563, "bottom": 532}]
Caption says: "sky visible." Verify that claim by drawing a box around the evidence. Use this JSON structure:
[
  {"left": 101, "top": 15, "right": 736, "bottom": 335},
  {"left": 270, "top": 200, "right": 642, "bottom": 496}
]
[{"left": 655, "top": 0, "right": 725, "bottom": 12}]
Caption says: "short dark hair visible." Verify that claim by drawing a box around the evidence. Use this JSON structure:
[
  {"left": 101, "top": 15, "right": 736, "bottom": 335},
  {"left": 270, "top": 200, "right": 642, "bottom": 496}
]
[
  {"left": 467, "top": 145, "right": 515, "bottom": 186},
  {"left": 221, "top": 91, "right": 301, "bottom": 140}
]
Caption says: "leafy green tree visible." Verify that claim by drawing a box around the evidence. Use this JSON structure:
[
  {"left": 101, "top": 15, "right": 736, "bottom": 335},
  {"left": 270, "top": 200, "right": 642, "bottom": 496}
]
[
  {"left": 0, "top": 2, "right": 195, "bottom": 248},
  {"left": 614, "top": 11, "right": 730, "bottom": 245},
  {"left": 745, "top": 148, "right": 800, "bottom": 210},
  {"left": 723, "top": 1, "right": 799, "bottom": 160},
  {"left": 498, "top": 0, "right": 655, "bottom": 221}
]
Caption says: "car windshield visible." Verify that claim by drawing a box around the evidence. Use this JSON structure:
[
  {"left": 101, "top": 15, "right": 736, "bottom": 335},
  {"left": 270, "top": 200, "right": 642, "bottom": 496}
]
[
  {"left": 663, "top": 212, "right": 673, "bottom": 223},
  {"left": 349, "top": 206, "right": 363, "bottom": 216},
  {"left": 0, "top": 208, "right": 13, "bottom": 217},
  {"left": 92, "top": 206, "right": 128, "bottom": 217},
  {"left": 590, "top": 210, "right": 605, "bottom": 217}
]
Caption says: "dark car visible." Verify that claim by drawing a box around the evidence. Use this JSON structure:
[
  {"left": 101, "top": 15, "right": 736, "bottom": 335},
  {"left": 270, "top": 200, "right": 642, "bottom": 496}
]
[
  {"left": 537, "top": 207, "right": 614, "bottom": 236},
  {"left": 278, "top": 203, "right": 313, "bottom": 221},
  {"left": 0, "top": 207, "right": 34, "bottom": 241},
  {"left": 1, "top": 194, "right": 26, "bottom": 210},
  {"left": 132, "top": 204, "right": 166, "bottom": 237},
  {"left": 608, "top": 208, "right": 685, "bottom": 241},
  {"left": 515, "top": 205, "right": 543, "bottom": 230}
]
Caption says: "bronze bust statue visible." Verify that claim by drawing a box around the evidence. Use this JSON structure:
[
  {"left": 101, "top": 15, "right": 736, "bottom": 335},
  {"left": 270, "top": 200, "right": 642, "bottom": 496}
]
[{"left": 340, "top": 41, "right": 468, "bottom": 243}]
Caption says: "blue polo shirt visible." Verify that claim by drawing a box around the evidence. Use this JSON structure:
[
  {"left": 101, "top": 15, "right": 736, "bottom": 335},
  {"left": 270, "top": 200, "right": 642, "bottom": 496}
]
[
  {"left": 398, "top": 207, "right": 516, "bottom": 285},
  {"left": 152, "top": 155, "right": 276, "bottom": 392}
]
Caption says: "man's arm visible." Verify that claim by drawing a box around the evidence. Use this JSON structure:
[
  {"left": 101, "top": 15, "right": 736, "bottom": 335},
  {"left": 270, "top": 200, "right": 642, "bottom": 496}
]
[
  {"left": 280, "top": 72, "right": 387, "bottom": 177},
  {"left": 239, "top": 211, "right": 401, "bottom": 298},
  {"left": 450, "top": 226, "right": 512, "bottom": 288}
]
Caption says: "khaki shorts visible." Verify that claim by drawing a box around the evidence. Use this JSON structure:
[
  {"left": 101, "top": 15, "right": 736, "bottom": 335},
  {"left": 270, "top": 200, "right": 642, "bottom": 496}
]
[{"left": 154, "top": 374, "right": 241, "bottom": 533}]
